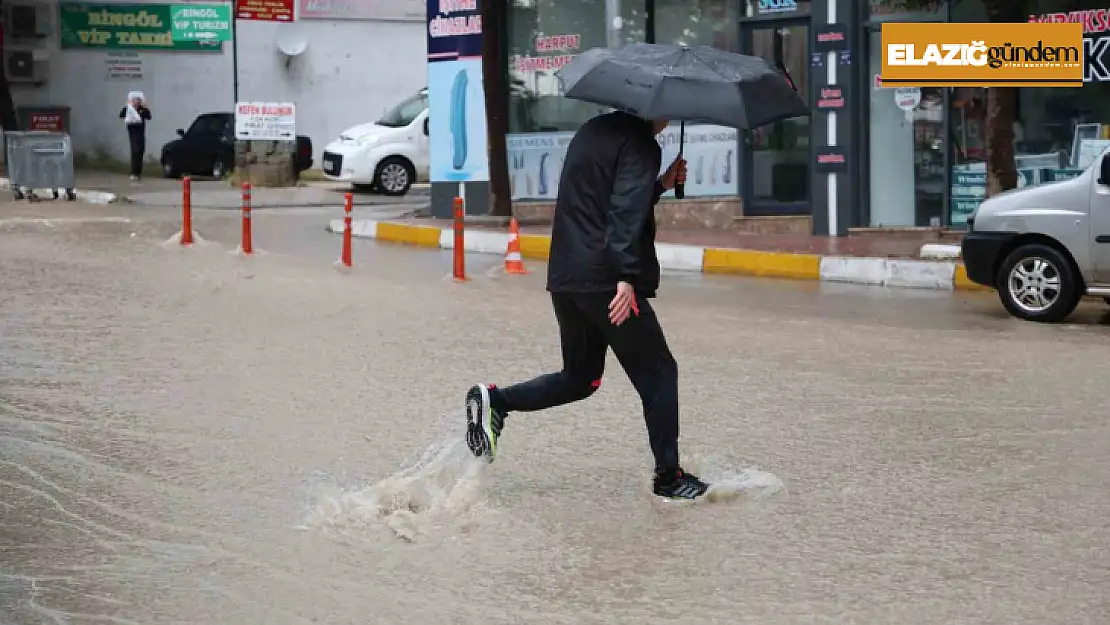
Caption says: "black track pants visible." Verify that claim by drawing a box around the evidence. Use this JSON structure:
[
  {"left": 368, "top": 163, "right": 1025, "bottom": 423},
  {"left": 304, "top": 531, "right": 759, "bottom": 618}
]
[{"left": 495, "top": 292, "right": 680, "bottom": 472}]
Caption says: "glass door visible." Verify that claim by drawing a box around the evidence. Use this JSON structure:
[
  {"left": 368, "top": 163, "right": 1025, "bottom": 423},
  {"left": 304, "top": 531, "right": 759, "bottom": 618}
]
[{"left": 740, "top": 19, "right": 810, "bottom": 216}]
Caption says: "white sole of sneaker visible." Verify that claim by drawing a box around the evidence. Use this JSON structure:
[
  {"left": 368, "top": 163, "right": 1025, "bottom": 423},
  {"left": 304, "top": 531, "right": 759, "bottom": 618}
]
[{"left": 465, "top": 385, "right": 494, "bottom": 461}]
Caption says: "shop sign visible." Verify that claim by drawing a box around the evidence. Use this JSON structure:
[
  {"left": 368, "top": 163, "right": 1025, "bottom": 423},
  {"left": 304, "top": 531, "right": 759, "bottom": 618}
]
[
  {"left": 59, "top": 3, "right": 221, "bottom": 50},
  {"left": 426, "top": 0, "right": 488, "bottom": 183},
  {"left": 512, "top": 33, "right": 582, "bottom": 73},
  {"left": 814, "top": 148, "right": 847, "bottom": 174},
  {"left": 234, "top": 102, "right": 296, "bottom": 141},
  {"left": 758, "top": 0, "right": 797, "bottom": 14},
  {"left": 29, "top": 113, "right": 64, "bottom": 131},
  {"left": 893, "top": 87, "right": 920, "bottom": 110},
  {"left": 506, "top": 124, "right": 739, "bottom": 200},
  {"left": 1029, "top": 8, "right": 1110, "bottom": 81},
  {"left": 817, "top": 87, "right": 845, "bottom": 109},
  {"left": 300, "top": 0, "right": 422, "bottom": 21},
  {"left": 814, "top": 24, "right": 848, "bottom": 52},
  {"left": 236, "top": 0, "right": 294, "bottom": 22},
  {"left": 170, "top": 4, "right": 232, "bottom": 41},
  {"left": 106, "top": 51, "right": 143, "bottom": 79}
]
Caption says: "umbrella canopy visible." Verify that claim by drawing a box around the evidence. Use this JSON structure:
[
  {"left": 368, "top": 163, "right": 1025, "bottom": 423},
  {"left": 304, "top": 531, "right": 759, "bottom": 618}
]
[{"left": 555, "top": 43, "right": 809, "bottom": 130}]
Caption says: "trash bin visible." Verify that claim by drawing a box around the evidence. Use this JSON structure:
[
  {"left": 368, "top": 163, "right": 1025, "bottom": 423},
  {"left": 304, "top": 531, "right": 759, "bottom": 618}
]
[{"left": 4, "top": 131, "right": 77, "bottom": 201}]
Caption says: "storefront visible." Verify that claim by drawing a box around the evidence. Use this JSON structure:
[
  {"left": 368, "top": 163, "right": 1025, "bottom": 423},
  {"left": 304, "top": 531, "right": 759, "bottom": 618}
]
[
  {"left": 861, "top": 0, "right": 1110, "bottom": 229},
  {"left": 504, "top": 0, "right": 822, "bottom": 223},
  {"left": 501, "top": 0, "right": 1109, "bottom": 234}
]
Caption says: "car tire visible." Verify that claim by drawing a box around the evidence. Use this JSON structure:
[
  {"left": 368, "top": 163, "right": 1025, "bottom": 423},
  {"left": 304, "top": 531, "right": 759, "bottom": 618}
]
[
  {"left": 996, "top": 243, "right": 1082, "bottom": 323},
  {"left": 374, "top": 157, "right": 414, "bottom": 196},
  {"left": 211, "top": 158, "right": 228, "bottom": 180},
  {"left": 162, "top": 157, "right": 179, "bottom": 179}
]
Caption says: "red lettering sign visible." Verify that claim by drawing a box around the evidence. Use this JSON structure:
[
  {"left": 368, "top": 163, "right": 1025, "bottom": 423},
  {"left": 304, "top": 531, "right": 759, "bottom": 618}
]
[
  {"left": 29, "top": 113, "right": 63, "bottom": 131},
  {"left": 236, "top": 0, "right": 293, "bottom": 22}
]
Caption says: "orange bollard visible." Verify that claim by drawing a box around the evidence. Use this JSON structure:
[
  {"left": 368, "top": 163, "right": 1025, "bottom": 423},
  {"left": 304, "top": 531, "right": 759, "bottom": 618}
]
[
  {"left": 452, "top": 196, "right": 467, "bottom": 282},
  {"left": 341, "top": 192, "right": 353, "bottom": 267},
  {"left": 504, "top": 218, "right": 528, "bottom": 274},
  {"left": 241, "top": 182, "right": 253, "bottom": 255},
  {"left": 181, "top": 175, "right": 193, "bottom": 246}
]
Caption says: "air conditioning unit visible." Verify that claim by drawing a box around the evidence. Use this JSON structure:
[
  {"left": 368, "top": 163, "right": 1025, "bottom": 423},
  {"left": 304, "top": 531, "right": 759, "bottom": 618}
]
[
  {"left": 5, "top": 47, "right": 49, "bottom": 85},
  {"left": 3, "top": 2, "right": 52, "bottom": 39}
]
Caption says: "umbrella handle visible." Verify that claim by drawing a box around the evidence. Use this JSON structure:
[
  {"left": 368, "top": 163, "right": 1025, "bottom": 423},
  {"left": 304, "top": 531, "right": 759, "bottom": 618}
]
[{"left": 675, "top": 121, "right": 685, "bottom": 200}]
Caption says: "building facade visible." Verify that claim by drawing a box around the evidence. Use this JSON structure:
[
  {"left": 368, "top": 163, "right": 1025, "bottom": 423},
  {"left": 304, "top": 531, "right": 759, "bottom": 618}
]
[
  {"left": 500, "top": 0, "right": 1107, "bottom": 235},
  {"left": 4, "top": 0, "right": 427, "bottom": 168}
]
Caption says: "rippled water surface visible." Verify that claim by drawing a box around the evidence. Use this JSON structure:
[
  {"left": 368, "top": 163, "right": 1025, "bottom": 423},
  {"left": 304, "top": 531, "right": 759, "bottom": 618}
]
[{"left": 2, "top": 204, "right": 1109, "bottom": 623}]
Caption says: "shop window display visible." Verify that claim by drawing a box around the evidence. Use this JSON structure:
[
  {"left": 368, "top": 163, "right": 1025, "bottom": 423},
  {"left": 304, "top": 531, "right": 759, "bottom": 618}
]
[
  {"left": 949, "top": 0, "right": 1110, "bottom": 225},
  {"left": 505, "top": 0, "right": 750, "bottom": 201}
]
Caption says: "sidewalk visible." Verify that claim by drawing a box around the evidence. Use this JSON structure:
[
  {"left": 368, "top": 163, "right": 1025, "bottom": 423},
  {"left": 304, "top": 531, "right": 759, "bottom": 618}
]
[
  {"left": 325, "top": 216, "right": 985, "bottom": 292},
  {"left": 0, "top": 170, "right": 432, "bottom": 210},
  {"left": 70, "top": 171, "right": 431, "bottom": 210}
]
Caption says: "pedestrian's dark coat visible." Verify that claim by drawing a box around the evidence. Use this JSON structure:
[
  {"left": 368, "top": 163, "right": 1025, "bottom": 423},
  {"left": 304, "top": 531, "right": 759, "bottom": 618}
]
[{"left": 545, "top": 111, "right": 666, "bottom": 298}]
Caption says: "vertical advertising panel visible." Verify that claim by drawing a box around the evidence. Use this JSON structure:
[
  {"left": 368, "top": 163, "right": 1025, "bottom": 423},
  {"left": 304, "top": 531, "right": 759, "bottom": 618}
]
[{"left": 427, "top": 0, "right": 488, "bottom": 183}]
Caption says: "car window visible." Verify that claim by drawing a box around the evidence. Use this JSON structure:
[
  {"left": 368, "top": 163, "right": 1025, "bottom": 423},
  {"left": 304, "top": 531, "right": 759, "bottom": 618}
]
[
  {"left": 377, "top": 94, "right": 427, "bottom": 128},
  {"left": 187, "top": 115, "right": 224, "bottom": 138}
]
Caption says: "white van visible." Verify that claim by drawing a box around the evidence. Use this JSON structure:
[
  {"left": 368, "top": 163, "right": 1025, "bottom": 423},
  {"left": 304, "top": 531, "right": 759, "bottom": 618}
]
[
  {"left": 321, "top": 89, "right": 428, "bottom": 196},
  {"left": 961, "top": 152, "right": 1110, "bottom": 322}
]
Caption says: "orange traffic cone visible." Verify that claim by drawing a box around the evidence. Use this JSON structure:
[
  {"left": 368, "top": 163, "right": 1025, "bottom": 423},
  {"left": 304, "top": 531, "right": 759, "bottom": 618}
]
[{"left": 505, "top": 218, "right": 528, "bottom": 275}]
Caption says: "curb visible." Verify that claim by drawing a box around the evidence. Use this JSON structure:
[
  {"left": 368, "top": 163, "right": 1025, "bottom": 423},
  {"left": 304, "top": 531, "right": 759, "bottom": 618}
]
[
  {"left": 327, "top": 218, "right": 991, "bottom": 292},
  {"left": 0, "top": 178, "right": 122, "bottom": 205}
]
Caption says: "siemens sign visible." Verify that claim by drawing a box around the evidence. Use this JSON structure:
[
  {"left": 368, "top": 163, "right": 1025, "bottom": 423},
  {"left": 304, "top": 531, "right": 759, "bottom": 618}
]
[{"left": 759, "top": 0, "right": 797, "bottom": 14}]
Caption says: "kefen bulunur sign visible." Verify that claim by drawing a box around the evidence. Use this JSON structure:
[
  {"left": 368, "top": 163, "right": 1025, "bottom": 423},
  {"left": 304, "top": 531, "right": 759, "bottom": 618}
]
[{"left": 235, "top": 102, "right": 296, "bottom": 141}]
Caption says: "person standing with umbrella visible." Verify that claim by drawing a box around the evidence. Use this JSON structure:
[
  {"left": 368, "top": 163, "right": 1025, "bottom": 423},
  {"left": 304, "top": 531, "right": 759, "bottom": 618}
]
[{"left": 464, "top": 44, "right": 808, "bottom": 501}]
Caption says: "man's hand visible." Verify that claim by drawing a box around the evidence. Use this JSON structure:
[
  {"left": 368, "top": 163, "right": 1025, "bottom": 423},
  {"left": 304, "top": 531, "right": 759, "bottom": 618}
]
[
  {"left": 608, "top": 281, "right": 638, "bottom": 326},
  {"left": 660, "top": 156, "right": 687, "bottom": 190}
]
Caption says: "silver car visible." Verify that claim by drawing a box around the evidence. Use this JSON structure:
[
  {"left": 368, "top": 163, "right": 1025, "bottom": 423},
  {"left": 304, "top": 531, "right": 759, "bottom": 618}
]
[{"left": 961, "top": 155, "right": 1110, "bottom": 322}]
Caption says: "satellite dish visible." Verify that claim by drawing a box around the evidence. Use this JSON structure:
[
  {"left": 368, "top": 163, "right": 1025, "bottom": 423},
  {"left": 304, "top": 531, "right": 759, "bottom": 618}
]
[{"left": 276, "top": 26, "right": 308, "bottom": 67}]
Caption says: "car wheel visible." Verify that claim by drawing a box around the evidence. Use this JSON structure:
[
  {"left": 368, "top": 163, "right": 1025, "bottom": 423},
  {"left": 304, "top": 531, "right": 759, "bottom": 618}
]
[
  {"left": 211, "top": 158, "right": 227, "bottom": 179},
  {"left": 996, "top": 243, "right": 1082, "bottom": 323},
  {"left": 375, "top": 157, "right": 413, "bottom": 196},
  {"left": 162, "top": 157, "right": 178, "bottom": 179}
]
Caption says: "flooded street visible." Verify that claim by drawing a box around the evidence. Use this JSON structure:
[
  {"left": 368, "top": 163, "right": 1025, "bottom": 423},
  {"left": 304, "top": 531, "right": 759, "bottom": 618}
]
[{"left": 2, "top": 202, "right": 1109, "bottom": 623}]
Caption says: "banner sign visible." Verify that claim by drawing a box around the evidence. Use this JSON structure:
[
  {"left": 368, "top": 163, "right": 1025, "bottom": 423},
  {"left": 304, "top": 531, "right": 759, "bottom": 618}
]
[
  {"left": 236, "top": 0, "right": 294, "bottom": 21},
  {"left": 300, "top": 0, "right": 422, "bottom": 21},
  {"left": 426, "top": 0, "right": 488, "bottom": 183},
  {"left": 59, "top": 3, "right": 221, "bottom": 50},
  {"left": 1030, "top": 9, "right": 1110, "bottom": 81}
]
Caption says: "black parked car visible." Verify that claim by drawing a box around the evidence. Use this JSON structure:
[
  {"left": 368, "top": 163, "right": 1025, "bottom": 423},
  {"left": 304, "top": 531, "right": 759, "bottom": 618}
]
[{"left": 160, "top": 112, "right": 313, "bottom": 179}]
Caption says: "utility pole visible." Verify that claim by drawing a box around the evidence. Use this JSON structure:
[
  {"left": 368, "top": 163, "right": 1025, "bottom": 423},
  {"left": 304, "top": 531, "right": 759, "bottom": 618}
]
[{"left": 481, "top": 0, "right": 511, "bottom": 217}]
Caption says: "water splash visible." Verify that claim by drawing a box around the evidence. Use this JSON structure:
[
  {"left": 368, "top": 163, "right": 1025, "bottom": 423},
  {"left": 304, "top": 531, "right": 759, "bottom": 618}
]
[{"left": 301, "top": 438, "right": 490, "bottom": 542}]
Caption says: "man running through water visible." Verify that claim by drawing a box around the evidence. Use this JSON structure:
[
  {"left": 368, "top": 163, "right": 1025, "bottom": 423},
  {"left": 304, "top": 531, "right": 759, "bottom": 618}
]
[{"left": 465, "top": 111, "right": 709, "bottom": 501}]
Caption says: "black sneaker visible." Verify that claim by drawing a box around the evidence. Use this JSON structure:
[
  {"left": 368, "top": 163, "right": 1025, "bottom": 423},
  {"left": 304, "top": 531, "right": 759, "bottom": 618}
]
[
  {"left": 465, "top": 384, "right": 505, "bottom": 462},
  {"left": 653, "top": 468, "right": 709, "bottom": 500}
]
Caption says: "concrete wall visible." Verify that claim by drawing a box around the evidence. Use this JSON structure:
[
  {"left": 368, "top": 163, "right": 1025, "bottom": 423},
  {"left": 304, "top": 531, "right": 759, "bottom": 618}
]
[{"left": 8, "top": 0, "right": 426, "bottom": 167}]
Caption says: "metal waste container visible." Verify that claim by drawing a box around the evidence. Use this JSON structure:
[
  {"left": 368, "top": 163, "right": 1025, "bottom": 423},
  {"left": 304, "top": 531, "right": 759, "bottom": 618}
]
[{"left": 4, "top": 131, "right": 76, "bottom": 201}]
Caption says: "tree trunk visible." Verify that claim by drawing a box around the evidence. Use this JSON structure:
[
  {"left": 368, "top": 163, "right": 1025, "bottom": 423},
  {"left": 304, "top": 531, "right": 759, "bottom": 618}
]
[
  {"left": 985, "top": 87, "right": 1017, "bottom": 195},
  {"left": 981, "top": 0, "right": 1025, "bottom": 196},
  {"left": 481, "top": 0, "right": 511, "bottom": 217}
]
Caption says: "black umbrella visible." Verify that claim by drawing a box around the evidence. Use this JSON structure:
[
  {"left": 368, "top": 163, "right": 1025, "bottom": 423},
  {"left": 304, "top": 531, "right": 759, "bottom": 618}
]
[{"left": 555, "top": 43, "right": 809, "bottom": 198}]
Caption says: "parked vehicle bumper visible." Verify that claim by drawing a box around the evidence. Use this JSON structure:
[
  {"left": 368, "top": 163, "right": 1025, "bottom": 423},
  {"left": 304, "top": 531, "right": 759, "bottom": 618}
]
[{"left": 961, "top": 231, "right": 1019, "bottom": 287}]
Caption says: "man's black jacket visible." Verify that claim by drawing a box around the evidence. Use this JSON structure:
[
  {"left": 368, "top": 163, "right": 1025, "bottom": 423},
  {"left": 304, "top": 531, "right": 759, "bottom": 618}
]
[{"left": 545, "top": 111, "right": 666, "bottom": 298}]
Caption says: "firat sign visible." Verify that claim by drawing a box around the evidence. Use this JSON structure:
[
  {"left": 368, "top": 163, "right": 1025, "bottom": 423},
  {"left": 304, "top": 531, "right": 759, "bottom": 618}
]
[{"left": 1030, "top": 9, "right": 1110, "bottom": 81}]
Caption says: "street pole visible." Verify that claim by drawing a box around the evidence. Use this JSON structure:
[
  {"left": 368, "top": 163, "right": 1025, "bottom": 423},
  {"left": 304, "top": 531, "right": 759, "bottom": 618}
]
[{"left": 231, "top": 11, "right": 239, "bottom": 104}]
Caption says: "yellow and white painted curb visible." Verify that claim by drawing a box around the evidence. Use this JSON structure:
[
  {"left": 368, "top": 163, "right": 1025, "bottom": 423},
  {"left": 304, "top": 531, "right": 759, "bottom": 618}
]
[{"left": 327, "top": 219, "right": 988, "bottom": 292}]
